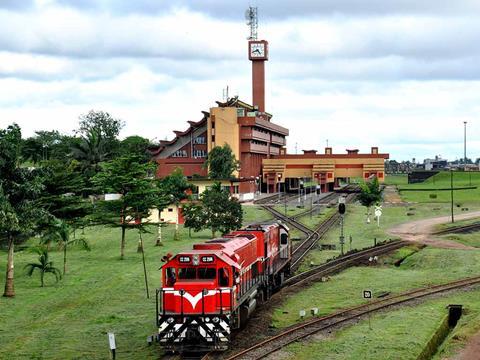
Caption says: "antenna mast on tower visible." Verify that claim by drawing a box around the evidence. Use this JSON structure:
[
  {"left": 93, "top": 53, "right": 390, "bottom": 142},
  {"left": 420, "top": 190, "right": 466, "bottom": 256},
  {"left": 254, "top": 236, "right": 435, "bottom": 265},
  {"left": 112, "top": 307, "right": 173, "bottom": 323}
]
[{"left": 245, "top": 6, "right": 258, "bottom": 40}]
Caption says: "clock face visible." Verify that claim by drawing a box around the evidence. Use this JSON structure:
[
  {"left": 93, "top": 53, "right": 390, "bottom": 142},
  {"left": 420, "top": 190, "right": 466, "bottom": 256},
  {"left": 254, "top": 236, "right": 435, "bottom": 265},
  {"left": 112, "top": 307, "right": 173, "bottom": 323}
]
[{"left": 250, "top": 43, "right": 265, "bottom": 58}]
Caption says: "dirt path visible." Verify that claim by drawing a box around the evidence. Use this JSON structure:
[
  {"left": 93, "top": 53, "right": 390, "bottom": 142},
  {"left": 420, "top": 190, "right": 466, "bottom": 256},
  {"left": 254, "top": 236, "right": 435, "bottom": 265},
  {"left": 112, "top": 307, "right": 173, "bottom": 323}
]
[
  {"left": 448, "top": 330, "right": 480, "bottom": 360},
  {"left": 388, "top": 211, "right": 480, "bottom": 250},
  {"left": 383, "top": 185, "right": 404, "bottom": 204}
]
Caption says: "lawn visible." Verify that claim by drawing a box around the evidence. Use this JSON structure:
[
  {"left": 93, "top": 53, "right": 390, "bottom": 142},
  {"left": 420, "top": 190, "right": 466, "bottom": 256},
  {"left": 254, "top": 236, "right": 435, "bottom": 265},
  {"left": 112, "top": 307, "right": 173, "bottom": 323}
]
[
  {"left": 397, "top": 171, "right": 480, "bottom": 204},
  {"left": 295, "top": 202, "right": 476, "bottom": 272},
  {"left": 241, "top": 204, "right": 273, "bottom": 225},
  {"left": 282, "top": 288, "right": 480, "bottom": 360},
  {"left": 0, "top": 205, "right": 272, "bottom": 359},
  {"left": 435, "top": 217, "right": 480, "bottom": 231},
  {"left": 441, "top": 233, "right": 480, "bottom": 248},
  {"left": 272, "top": 247, "right": 480, "bottom": 329},
  {"left": 273, "top": 203, "right": 309, "bottom": 217},
  {"left": 384, "top": 174, "right": 408, "bottom": 186}
]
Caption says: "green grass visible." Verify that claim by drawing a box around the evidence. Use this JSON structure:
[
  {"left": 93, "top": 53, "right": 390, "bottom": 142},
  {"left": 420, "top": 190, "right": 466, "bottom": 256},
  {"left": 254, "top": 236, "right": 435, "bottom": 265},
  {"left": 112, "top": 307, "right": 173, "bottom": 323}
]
[
  {"left": 272, "top": 247, "right": 480, "bottom": 329},
  {"left": 296, "top": 202, "right": 476, "bottom": 272},
  {"left": 0, "top": 224, "right": 214, "bottom": 359},
  {"left": 384, "top": 174, "right": 408, "bottom": 186},
  {"left": 441, "top": 233, "right": 480, "bottom": 248},
  {"left": 435, "top": 217, "right": 480, "bottom": 231},
  {"left": 273, "top": 204, "right": 309, "bottom": 217},
  {"left": 297, "top": 208, "right": 334, "bottom": 229},
  {"left": 242, "top": 205, "right": 273, "bottom": 225},
  {"left": 398, "top": 171, "right": 480, "bottom": 203},
  {"left": 282, "top": 288, "right": 480, "bottom": 360},
  {"left": 0, "top": 205, "right": 272, "bottom": 359}
]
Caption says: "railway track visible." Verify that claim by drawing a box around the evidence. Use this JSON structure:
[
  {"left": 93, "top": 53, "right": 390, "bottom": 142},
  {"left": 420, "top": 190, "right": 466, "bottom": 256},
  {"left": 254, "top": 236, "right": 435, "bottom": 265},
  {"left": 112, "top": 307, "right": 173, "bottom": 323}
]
[
  {"left": 253, "top": 192, "right": 299, "bottom": 205},
  {"left": 262, "top": 193, "right": 357, "bottom": 271},
  {"left": 162, "top": 351, "right": 211, "bottom": 360},
  {"left": 433, "top": 222, "right": 480, "bottom": 235},
  {"left": 227, "top": 276, "right": 480, "bottom": 360},
  {"left": 284, "top": 239, "right": 409, "bottom": 287},
  {"left": 290, "top": 192, "right": 340, "bottom": 220}
]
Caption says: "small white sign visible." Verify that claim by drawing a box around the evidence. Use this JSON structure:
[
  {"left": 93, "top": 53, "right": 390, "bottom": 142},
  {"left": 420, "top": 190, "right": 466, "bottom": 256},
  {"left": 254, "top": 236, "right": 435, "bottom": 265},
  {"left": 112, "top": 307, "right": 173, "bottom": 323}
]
[
  {"left": 363, "top": 290, "right": 372, "bottom": 299},
  {"left": 108, "top": 333, "right": 116, "bottom": 350},
  {"left": 374, "top": 205, "right": 382, "bottom": 218}
]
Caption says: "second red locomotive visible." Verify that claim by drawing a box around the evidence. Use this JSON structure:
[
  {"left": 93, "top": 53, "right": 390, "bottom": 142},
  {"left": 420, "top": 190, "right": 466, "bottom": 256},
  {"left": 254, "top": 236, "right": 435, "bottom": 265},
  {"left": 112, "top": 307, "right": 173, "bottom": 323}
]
[{"left": 155, "top": 221, "right": 291, "bottom": 352}]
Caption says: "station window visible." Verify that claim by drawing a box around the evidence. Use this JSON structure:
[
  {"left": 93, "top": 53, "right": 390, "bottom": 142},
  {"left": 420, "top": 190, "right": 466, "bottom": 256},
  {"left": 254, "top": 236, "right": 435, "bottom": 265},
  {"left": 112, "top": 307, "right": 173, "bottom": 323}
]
[
  {"left": 193, "top": 149, "right": 207, "bottom": 158},
  {"left": 172, "top": 149, "right": 188, "bottom": 157},
  {"left": 193, "top": 136, "right": 206, "bottom": 144},
  {"left": 168, "top": 208, "right": 173, "bottom": 212}
]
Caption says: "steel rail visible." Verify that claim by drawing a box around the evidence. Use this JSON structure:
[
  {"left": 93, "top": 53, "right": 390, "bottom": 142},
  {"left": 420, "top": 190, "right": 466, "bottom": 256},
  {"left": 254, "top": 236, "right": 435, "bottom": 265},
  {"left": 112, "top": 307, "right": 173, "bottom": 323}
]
[
  {"left": 227, "top": 276, "right": 480, "bottom": 360},
  {"left": 433, "top": 222, "right": 480, "bottom": 235},
  {"left": 285, "top": 240, "right": 409, "bottom": 287}
]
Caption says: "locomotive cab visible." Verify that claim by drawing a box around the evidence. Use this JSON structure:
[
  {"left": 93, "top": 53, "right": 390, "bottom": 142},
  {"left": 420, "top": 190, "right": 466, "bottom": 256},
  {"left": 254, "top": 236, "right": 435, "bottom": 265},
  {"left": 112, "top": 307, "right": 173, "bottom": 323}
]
[{"left": 157, "top": 252, "right": 238, "bottom": 351}]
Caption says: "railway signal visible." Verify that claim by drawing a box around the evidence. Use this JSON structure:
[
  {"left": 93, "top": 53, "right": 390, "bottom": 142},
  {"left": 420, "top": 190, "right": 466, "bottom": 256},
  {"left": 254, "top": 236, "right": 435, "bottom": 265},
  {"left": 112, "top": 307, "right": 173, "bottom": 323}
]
[{"left": 338, "top": 197, "right": 346, "bottom": 255}]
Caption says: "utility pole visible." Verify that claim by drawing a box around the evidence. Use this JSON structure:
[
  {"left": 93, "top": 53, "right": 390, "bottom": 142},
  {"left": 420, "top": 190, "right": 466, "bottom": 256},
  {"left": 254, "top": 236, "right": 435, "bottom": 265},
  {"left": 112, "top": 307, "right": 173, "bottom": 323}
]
[
  {"left": 451, "top": 169, "right": 454, "bottom": 223},
  {"left": 464, "top": 121, "right": 467, "bottom": 169},
  {"left": 338, "top": 197, "right": 346, "bottom": 255}
]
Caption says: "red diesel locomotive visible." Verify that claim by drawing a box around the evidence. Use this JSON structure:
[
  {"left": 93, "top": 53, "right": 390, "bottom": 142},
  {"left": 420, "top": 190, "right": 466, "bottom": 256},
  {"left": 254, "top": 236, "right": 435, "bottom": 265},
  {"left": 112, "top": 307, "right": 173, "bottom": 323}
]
[{"left": 155, "top": 221, "right": 291, "bottom": 352}]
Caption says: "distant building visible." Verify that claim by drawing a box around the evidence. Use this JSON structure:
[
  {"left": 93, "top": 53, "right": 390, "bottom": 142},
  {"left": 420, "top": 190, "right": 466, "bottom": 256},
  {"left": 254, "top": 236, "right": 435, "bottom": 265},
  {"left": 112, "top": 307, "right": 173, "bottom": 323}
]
[{"left": 424, "top": 156, "right": 447, "bottom": 171}]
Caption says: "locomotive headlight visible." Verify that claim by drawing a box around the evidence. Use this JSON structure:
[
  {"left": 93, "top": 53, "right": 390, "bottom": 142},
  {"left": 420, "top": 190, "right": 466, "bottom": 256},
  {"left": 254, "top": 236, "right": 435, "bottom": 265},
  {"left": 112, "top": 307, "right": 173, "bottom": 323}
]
[
  {"left": 212, "top": 317, "right": 220, "bottom": 323},
  {"left": 204, "top": 317, "right": 210, "bottom": 323},
  {"left": 193, "top": 255, "right": 199, "bottom": 266},
  {"left": 167, "top": 317, "right": 175, "bottom": 324}
]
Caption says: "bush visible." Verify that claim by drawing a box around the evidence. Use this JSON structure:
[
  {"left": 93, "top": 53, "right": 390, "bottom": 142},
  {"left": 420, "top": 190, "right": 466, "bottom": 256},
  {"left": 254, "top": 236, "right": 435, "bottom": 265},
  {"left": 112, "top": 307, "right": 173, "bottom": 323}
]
[{"left": 429, "top": 194, "right": 437, "bottom": 199}]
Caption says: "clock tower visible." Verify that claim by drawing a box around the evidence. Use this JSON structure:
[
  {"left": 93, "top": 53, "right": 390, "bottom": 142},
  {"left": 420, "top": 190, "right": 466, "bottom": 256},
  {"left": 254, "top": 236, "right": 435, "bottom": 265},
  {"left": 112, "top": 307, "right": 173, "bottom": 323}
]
[{"left": 249, "top": 39, "right": 268, "bottom": 113}]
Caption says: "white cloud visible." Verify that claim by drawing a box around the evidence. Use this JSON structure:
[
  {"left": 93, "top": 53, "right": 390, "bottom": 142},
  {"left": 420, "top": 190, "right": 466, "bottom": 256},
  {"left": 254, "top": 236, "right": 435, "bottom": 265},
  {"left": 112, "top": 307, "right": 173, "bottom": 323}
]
[{"left": 1, "top": 3, "right": 480, "bottom": 162}]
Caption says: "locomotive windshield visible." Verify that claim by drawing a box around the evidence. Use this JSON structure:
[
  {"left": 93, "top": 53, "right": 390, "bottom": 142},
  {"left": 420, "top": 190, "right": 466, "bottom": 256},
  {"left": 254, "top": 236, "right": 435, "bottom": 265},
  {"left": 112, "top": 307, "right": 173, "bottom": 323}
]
[{"left": 178, "top": 267, "right": 216, "bottom": 280}]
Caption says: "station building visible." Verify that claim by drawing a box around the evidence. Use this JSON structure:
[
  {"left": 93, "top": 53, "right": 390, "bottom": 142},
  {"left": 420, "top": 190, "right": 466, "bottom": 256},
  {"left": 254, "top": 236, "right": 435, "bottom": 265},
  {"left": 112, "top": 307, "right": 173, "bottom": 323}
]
[{"left": 150, "top": 37, "right": 389, "bottom": 200}]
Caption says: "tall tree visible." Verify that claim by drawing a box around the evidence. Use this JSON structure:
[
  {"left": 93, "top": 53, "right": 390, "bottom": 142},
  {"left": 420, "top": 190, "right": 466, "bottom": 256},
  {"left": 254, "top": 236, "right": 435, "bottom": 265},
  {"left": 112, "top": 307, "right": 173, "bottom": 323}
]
[
  {"left": 0, "top": 124, "right": 46, "bottom": 297},
  {"left": 38, "top": 160, "right": 92, "bottom": 231},
  {"left": 182, "top": 202, "right": 204, "bottom": 237},
  {"left": 119, "top": 136, "right": 151, "bottom": 163},
  {"left": 71, "top": 129, "right": 109, "bottom": 175},
  {"left": 158, "top": 168, "right": 192, "bottom": 237},
  {"left": 77, "top": 110, "right": 124, "bottom": 157},
  {"left": 92, "top": 155, "right": 160, "bottom": 259},
  {"left": 358, "top": 177, "right": 382, "bottom": 223},
  {"left": 21, "top": 130, "right": 76, "bottom": 164},
  {"left": 203, "top": 144, "right": 240, "bottom": 179},
  {"left": 183, "top": 182, "right": 242, "bottom": 238}
]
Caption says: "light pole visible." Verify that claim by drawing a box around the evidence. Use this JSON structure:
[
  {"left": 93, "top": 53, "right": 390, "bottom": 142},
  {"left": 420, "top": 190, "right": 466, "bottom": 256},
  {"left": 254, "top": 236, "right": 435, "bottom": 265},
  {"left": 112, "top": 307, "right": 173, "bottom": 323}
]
[
  {"left": 450, "top": 169, "right": 454, "bottom": 223},
  {"left": 304, "top": 177, "right": 307, "bottom": 201},
  {"left": 464, "top": 121, "right": 467, "bottom": 170},
  {"left": 298, "top": 178, "right": 301, "bottom": 203},
  {"left": 277, "top": 174, "right": 282, "bottom": 201}
]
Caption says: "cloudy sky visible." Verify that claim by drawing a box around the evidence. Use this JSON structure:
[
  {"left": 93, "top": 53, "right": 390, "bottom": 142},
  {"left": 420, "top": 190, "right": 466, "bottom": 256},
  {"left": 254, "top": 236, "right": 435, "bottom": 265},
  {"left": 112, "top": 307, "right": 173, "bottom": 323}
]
[{"left": 1, "top": 0, "right": 480, "bottom": 161}]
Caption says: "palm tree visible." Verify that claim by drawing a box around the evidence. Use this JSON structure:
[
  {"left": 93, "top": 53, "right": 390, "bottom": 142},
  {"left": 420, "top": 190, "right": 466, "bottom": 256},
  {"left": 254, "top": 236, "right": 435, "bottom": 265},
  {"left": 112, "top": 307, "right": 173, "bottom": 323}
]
[
  {"left": 41, "top": 220, "right": 90, "bottom": 275},
  {"left": 24, "top": 248, "right": 62, "bottom": 287},
  {"left": 71, "top": 129, "right": 109, "bottom": 172}
]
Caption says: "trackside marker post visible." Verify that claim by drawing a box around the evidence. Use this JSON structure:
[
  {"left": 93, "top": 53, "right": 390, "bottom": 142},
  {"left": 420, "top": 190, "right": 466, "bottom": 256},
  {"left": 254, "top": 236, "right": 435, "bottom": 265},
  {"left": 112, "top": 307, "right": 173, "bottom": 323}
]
[
  {"left": 108, "top": 332, "right": 116, "bottom": 359},
  {"left": 363, "top": 290, "right": 373, "bottom": 330}
]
